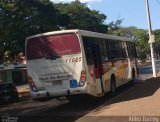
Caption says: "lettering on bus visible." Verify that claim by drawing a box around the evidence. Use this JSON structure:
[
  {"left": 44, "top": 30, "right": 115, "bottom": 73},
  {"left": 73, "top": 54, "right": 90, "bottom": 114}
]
[
  {"left": 55, "top": 49, "right": 72, "bottom": 55},
  {"left": 66, "top": 57, "right": 82, "bottom": 63},
  {"left": 39, "top": 74, "right": 73, "bottom": 82}
]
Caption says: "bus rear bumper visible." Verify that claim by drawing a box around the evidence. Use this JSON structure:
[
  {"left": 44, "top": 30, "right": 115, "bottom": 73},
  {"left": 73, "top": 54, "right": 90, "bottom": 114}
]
[{"left": 30, "top": 87, "right": 87, "bottom": 99}]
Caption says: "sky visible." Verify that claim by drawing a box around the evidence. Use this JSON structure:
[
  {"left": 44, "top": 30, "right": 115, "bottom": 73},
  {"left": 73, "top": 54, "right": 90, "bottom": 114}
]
[{"left": 53, "top": 0, "right": 160, "bottom": 30}]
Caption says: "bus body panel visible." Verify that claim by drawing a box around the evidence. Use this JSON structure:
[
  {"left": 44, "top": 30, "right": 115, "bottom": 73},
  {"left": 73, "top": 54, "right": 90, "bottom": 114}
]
[{"left": 80, "top": 32, "right": 137, "bottom": 97}]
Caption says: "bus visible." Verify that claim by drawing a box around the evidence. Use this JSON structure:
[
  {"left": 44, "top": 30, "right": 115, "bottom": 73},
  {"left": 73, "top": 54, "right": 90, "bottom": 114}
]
[{"left": 25, "top": 29, "right": 138, "bottom": 100}]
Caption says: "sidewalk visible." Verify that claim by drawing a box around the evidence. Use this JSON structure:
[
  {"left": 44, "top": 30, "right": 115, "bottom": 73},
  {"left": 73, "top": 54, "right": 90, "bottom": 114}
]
[{"left": 77, "top": 76, "right": 160, "bottom": 122}]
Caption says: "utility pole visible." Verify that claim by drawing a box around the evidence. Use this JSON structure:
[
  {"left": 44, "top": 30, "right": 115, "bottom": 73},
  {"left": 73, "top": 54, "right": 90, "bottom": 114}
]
[{"left": 145, "top": 0, "right": 157, "bottom": 77}]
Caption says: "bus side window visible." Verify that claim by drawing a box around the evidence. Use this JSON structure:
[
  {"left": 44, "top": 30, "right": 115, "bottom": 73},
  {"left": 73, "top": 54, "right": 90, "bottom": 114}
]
[
  {"left": 91, "top": 41, "right": 101, "bottom": 68},
  {"left": 108, "top": 40, "right": 116, "bottom": 59},
  {"left": 131, "top": 43, "right": 137, "bottom": 58},
  {"left": 115, "top": 41, "right": 121, "bottom": 59},
  {"left": 101, "top": 40, "right": 108, "bottom": 61},
  {"left": 133, "top": 44, "right": 137, "bottom": 58},
  {"left": 118, "top": 41, "right": 124, "bottom": 58},
  {"left": 90, "top": 42, "right": 97, "bottom": 67},
  {"left": 105, "top": 40, "right": 110, "bottom": 59},
  {"left": 117, "top": 41, "right": 125, "bottom": 59},
  {"left": 122, "top": 42, "right": 127, "bottom": 58},
  {"left": 97, "top": 40, "right": 104, "bottom": 62},
  {"left": 127, "top": 42, "right": 133, "bottom": 58},
  {"left": 82, "top": 37, "right": 94, "bottom": 65}
]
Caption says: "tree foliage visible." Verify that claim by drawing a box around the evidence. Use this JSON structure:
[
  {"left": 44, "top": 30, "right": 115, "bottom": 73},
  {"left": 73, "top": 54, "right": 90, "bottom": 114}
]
[
  {"left": 108, "top": 19, "right": 123, "bottom": 36},
  {"left": 0, "top": 0, "right": 68, "bottom": 64},
  {"left": 134, "top": 29, "right": 149, "bottom": 60},
  {"left": 54, "top": 1, "right": 108, "bottom": 33},
  {"left": 154, "top": 29, "right": 160, "bottom": 58}
]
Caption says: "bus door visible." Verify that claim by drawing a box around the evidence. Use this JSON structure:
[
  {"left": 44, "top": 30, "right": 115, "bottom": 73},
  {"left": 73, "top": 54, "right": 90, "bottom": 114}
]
[{"left": 92, "top": 42, "right": 104, "bottom": 94}]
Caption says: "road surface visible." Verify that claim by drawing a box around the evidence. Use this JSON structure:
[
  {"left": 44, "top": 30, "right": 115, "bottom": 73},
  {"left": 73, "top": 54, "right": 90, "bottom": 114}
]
[{"left": 138, "top": 60, "right": 160, "bottom": 80}]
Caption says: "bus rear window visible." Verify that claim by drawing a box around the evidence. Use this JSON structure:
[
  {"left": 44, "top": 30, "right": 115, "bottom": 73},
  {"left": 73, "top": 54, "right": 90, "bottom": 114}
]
[{"left": 26, "top": 33, "right": 81, "bottom": 60}]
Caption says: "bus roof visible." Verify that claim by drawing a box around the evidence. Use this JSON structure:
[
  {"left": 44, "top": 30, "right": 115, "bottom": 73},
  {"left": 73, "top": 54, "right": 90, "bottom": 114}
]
[
  {"left": 26, "top": 29, "right": 134, "bottom": 42},
  {"left": 79, "top": 30, "right": 134, "bottom": 42}
]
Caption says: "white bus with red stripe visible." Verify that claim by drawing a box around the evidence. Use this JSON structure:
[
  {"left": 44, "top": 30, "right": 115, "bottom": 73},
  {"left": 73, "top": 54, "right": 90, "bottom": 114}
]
[{"left": 25, "top": 29, "right": 138, "bottom": 100}]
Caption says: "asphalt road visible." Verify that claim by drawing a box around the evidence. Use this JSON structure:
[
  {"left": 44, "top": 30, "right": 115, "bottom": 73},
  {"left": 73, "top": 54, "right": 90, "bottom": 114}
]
[
  {"left": 0, "top": 94, "right": 120, "bottom": 122},
  {"left": 0, "top": 62, "right": 159, "bottom": 122},
  {"left": 138, "top": 60, "right": 160, "bottom": 80}
]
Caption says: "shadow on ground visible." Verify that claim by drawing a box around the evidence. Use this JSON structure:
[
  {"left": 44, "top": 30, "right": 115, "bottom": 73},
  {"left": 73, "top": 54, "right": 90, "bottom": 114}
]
[
  {"left": 110, "top": 77, "right": 160, "bottom": 103},
  {"left": 92, "top": 77, "right": 160, "bottom": 115}
]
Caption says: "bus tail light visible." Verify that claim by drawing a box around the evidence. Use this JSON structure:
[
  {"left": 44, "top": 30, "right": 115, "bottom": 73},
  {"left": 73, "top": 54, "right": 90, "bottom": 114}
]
[
  {"left": 27, "top": 77, "right": 38, "bottom": 92},
  {"left": 79, "top": 70, "right": 86, "bottom": 87}
]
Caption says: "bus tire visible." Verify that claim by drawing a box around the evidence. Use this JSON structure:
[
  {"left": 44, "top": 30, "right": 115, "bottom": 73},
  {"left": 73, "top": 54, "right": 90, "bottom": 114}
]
[{"left": 110, "top": 75, "right": 116, "bottom": 96}]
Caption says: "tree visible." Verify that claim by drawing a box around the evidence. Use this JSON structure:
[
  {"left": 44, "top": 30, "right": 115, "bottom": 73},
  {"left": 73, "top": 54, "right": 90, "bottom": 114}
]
[
  {"left": 134, "top": 29, "right": 160, "bottom": 60},
  {"left": 0, "top": 0, "right": 68, "bottom": 64},
  {"left": 134, "top": 29, "right": 149, "bottom": 60},
  {"left": 54, "top": 1, "right": 108, "bottom": 33},
  {"left": 153, "top": 29, "right": 160, "bottom": 59},
  {"left": 108, "top": 19, "right": 123, "bottom": 36}
]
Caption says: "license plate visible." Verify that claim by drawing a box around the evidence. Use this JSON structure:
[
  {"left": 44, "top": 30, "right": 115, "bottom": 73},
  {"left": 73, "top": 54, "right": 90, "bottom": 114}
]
[{"left": 52, "top": 80, "right": 62, "bottom": 86}]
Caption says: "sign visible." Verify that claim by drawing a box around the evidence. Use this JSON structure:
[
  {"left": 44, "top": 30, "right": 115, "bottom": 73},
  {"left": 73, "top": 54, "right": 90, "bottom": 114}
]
[{"left": 148, "top": 33, "right": 155, "bottom": 43}]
